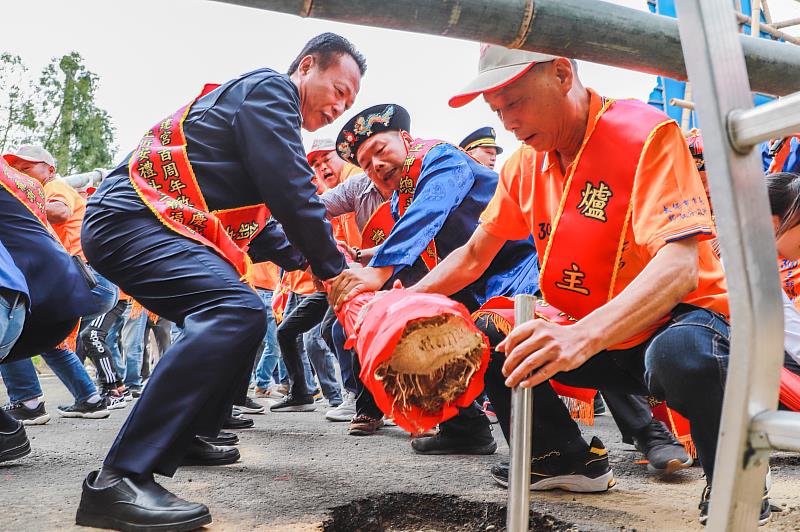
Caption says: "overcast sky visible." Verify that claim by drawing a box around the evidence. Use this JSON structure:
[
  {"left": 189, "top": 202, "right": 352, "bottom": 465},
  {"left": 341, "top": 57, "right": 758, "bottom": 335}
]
[{"left": 2, "top": 0, "right": 799, "bottom": 170}]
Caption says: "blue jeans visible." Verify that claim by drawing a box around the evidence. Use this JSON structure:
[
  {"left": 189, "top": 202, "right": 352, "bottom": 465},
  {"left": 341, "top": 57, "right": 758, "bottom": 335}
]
[
  {"left": 121, "top": 304, "right": 148, "bottom": 387},
  {"left": 481, "top": 303, "right": 730, "bottom": 481},
  {"left": 331, "top": 320, "right": 357, "bottom": 394},
  {"left": 0, "top": 289, "right": 26, "bottom": 362},
  {"left": 107, "top": 304, "right": 127, "bottom": 379},
  {"left": 254, "top": 289, "right": 283, "bottom": 388},
  {"left": 1, "top": 347, "right": 98, "bottom": 403},
  {"left": 83, "top": 267, "right": 119, "bottom": 321},
  {"left": 1, "top": 271, "right": 113, "bottom": 403},
  {"left": 304, "top": 323, "right": 342, "bottom": 402}
]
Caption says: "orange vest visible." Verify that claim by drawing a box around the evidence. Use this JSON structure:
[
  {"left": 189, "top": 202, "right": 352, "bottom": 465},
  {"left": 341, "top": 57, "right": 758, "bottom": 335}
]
[{"left": 535, "top": 98, "right": 672, "bottom": 349}]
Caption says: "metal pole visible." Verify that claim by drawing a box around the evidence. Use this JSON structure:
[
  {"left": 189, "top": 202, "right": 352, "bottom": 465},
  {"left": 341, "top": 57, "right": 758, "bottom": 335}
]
[
  {"left": 507, "top": 294, "right": 536, "bottom": 532},
  {"left": 728, "top": 91, "right": 800, "bottom": 150},
  {"left": 674, "top": 0, "right": 784, "bottom": 530},
  {"left": 211, "top": 0, "right": 800, "bottom": 97}
]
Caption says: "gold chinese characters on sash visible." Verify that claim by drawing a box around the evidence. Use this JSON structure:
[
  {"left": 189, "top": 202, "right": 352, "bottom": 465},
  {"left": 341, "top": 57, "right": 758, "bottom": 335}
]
[
  {"left": 360, "top": 138, "right": 444, "bottom": 270},
  {"left": 536, "top": 98, "right": 672, "bottom": 348},
  {"left": 129, "top": 84, "right": 269, "bottom": 278},
  {"left": 0, "top": 156, "right": 48, "bottom": 226}
]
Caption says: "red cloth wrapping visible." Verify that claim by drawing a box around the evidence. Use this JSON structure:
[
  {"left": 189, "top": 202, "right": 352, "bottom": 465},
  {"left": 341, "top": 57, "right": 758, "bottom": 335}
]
[
  {"left": 780, "top": 367, "right": 800, "bottom": 411},
  {"left": 336, "top": 287, "right": 490, "bottom": 433},
  {"left": 473, "top": 296, "right": 597, "bottom": 407}
]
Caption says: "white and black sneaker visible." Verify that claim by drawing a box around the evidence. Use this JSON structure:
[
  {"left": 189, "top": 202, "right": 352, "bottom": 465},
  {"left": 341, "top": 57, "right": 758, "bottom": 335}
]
[
  {"left": 101, "top": 389, "right": 127, "bottom": 410},
  {"left": 491, "top": 436, "right": 616, "bottom": 493},
  {"left": 269, "top": 393, "right": 316, "bottom": 413},
  {"left": 57, "top": 399, "right": 110, "bottom": 419},
  {"left": 1, "top": 401, "right": 51, "bottom": 426}
]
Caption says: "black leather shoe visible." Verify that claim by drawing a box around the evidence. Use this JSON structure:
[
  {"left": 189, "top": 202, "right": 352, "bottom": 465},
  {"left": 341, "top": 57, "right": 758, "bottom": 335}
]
[
  {"left": 198, "top": 431, "right": 239, "bottom": 446},
  {"left": 0, "top": 421, "right": 31, "bottom": 463},
  {"left": 222, "top": 414, "right": 254, "bottom": 430},
  {"left": 180, "top": 436, "right": 239, "bottom": 466},
  {"left": 76, "top": 470, "right": 211, "bottom": 531}
]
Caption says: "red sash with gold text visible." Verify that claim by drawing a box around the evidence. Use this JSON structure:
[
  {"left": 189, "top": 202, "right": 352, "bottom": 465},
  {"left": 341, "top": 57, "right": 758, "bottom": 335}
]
[
  {"left": 0, "top": 157, "right": 48, "bottom": 226},
  {"left": 129, "top": 84, "right": 270, "bottom": 278},
  {"left": 360, "top": 138, "right": 444, "bottom": 269},
  {"left": 536, "top": 99, "right": 672, "bottom": 326}
]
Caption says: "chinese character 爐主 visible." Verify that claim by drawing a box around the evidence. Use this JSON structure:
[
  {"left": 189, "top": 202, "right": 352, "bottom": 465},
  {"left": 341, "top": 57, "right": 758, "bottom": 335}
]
[
  {"left": 554, "top": 262, "right": 590, "bottom": 295},
  {"left": 577, "top": 180, "right": 613, "bottom": 222}
]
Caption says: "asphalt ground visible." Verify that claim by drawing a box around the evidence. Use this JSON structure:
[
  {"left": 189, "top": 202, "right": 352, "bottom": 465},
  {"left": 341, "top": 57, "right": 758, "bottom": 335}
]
[{"left": 2, "top": 375, "right": 799, "bottom": 531}]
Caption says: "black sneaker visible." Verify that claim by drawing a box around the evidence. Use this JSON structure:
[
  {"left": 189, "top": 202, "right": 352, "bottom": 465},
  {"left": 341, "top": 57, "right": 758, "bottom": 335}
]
[
  {"left": 633, "top": 418, "right": 693, "bottom": 474},
  {"left": 235, "top": 397, "right": 265, "bottom": 415},
  {"left": 128, "top": 385, "right": 143, "bottom": 398},
  {"left": 0, "top": 421, "right": 31, "bottom": 463},
  {"left": 57, "top": 399, "right": 110, "bottom": 419},
  {"left": 269, "top": 394, "right": 316, "bottom": 413},
  {"left": 222, "top": 414, "right": 254, "bottom": 430},
  {"left": 491, "top": 436, "right": 616, "bottom": 492},
  {"left": 698, "top": 482, "right": 771, "bottom": 526},
  {"left": 411, "top": 426, "right": 497, "bottom": 455},
  {"left": 1, "top": 401, "right": 50, "bottom": 425}
]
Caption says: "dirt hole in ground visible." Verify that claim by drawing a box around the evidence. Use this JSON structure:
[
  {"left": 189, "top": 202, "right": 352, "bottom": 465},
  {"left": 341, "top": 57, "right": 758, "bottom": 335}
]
[{"left": 322, "top": 492, "right": 578, "bottom": 531}]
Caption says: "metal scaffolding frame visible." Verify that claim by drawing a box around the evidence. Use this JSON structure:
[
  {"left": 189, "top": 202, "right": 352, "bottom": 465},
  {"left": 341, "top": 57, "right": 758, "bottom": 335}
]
[
  {"left": 675, "top": 1, "right": 800, "bottom": 530},
  {"left": 210, "top": 0, "right": 800, "bottom": 529}
]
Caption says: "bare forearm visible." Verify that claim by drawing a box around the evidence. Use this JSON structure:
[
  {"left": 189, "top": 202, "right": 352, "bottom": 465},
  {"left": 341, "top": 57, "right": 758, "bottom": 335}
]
[
  {"left": 575, "top": 239, "right": 699, "bottom": 354},
  {"left": 410, "top": 244, "right": 486, "bottom": 296},
  {"left": 46, "top": 201, "right": 71, "bottom": 224}
]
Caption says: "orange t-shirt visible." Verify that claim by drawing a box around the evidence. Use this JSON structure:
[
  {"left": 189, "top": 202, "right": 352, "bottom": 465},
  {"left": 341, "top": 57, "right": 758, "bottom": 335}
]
[
  {"left": 44, "top": 179, "right": 87, "bottom": 258},
  {"left": 480, "top": 90, "right": 728, "bottom": 349},
  {"left": 284, "top": 269, "right": 316, "bottom": 295},
  {"left": 250, "top": 261, "right": 280, "bottom": 291}
]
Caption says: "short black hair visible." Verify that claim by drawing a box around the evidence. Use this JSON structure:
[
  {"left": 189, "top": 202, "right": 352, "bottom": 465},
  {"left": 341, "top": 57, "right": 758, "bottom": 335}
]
[
  {"left": 287, "top": 33, "right": 367, "bottom": 76},
  {"left": 767, "top": 171, "right": 800, "bottom": 235}
]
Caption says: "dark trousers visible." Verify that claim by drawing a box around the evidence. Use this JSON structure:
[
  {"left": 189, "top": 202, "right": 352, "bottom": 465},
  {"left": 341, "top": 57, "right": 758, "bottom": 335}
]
[
  {"left": 78, "top": 299, "right": 127, "bottom": 388},
  {"left": 478, "top": 304, "right": 730, "bottom": 482},
  {"left": 601, "top": 392, "right": 654, "bottom": 444},
  {"left": 82, "top": 210, "right": 267, "bottom": 477},
  {"left": 276, "top": 292, "right": 329, "bottom": 397}
]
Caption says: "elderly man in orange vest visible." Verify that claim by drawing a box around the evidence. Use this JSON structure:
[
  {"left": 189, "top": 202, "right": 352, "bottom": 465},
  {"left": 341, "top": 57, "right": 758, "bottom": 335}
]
[{"left": 407, "top": 45, "right": 767, "bottom": 524}]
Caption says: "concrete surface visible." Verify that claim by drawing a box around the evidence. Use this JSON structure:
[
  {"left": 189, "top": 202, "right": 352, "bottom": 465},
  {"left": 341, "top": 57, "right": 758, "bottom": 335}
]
[{"left": 2, "top": 375, "right": 799, "bottom": 531}]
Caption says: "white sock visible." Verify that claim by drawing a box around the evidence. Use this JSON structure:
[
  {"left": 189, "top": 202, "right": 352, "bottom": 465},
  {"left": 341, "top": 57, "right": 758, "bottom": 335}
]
[
  {"left": 87, "top": 394, "right": 102, "bottom": 404},
  {"left": 23, "top": 398, "right": 41, "bottom": 409}
]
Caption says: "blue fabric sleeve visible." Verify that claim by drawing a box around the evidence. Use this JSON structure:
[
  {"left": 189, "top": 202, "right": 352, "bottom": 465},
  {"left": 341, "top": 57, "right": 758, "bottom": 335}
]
[
  {"left": 233, "top": 76, "right": 345, "bottom": 280},
  {"left": 370, "top": 144, "right": 476, "bottom": 271}
]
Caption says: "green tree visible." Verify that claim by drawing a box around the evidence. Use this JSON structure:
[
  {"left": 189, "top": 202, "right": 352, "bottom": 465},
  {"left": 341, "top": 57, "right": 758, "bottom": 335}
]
[
  {"left": 0, "top": 53, "right": 38, "bottom": 154},
  {"left": 1, "top": 52, "right": 116, "bottom": 174}
]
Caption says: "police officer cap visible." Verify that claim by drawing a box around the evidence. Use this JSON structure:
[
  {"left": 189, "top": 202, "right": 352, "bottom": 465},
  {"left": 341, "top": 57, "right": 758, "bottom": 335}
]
[
  {"left": 459, "top": 126, "right": 503, "bottom": 155},
  {"left": 336, "top": 104, "right": 411, "bottom": 166}
]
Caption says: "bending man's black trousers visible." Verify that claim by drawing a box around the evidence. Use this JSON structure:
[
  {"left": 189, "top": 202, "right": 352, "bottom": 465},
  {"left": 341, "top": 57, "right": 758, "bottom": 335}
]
[{"left": 82, "top": 208, "right": 267, "bottom": 477}]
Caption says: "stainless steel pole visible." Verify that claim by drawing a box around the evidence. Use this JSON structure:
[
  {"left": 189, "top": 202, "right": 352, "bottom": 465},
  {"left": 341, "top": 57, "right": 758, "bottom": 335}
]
[
  {"left": 211, "top": 0, "right": 800, "bottom": 97},
  {"left": 507, "top": 294, "right": 536, "bottom": 532}
]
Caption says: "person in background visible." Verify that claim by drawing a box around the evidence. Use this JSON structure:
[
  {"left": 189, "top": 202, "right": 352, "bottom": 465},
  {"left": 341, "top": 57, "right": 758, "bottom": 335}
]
[
  {"left": 458, "top": 126, "right": 502, "bottom": 170},
  {"left": 1, "top": 146, "right": 114, "bottom": 420}
]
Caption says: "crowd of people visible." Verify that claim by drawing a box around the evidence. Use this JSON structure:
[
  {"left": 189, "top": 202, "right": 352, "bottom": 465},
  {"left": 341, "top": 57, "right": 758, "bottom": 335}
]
[{"left": 1, "top": 32, "right": 799, "bottom": 531}]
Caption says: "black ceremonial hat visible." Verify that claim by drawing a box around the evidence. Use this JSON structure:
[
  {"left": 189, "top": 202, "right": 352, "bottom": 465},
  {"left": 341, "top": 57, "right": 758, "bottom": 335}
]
[
  {"left": 336, "top": 104, "right": 411, "bottom": 166},
  {"left": 459, "top": 126, "right": 503, "bottom": 155}
]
